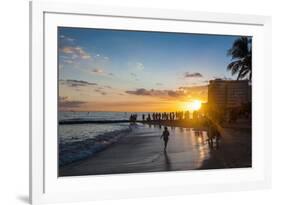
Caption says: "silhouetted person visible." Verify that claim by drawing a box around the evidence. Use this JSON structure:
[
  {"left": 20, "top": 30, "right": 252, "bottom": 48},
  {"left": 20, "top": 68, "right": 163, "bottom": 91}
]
[
  {"left": 160, "top": 126, "right": 170, "bottom": 151},
  {"left": 147, "top": 114, "right": 151, "bottom": 121},
  {"left": 207, "top": 122, "right": 219, "bottom": 149},
  {"left": 214, "top": 128, "right": 222, "bottom": 150},
  {"left": 184, "top": 111, "right": 190, "bottom": 120}
]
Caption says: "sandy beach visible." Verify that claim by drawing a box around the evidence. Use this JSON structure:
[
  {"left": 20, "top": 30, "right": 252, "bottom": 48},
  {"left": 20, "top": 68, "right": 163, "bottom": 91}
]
[
  {"left": 199, "top": 126, "right": 252, "bottom": 169},
  {"left": 59, "top": 122, "right": 251, "bottom": 177},
  {"left": 59, "top": 124, "right": 210, "bottom": 176}
]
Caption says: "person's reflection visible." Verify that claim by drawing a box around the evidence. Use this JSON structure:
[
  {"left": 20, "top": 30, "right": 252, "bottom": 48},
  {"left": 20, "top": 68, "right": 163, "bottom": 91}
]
[{"left": 164, "top": 151, "right": 171, "bottom": 171}]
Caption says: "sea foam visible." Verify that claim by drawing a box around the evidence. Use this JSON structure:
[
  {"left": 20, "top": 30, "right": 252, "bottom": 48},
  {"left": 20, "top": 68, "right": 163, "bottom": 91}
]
[{"left": 59, "top": 128, "right": 132, "bottom": 166}]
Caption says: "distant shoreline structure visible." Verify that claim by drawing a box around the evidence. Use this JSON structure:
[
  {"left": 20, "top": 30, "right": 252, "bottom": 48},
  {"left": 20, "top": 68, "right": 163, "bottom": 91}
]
[
  {"left": 58, "top": 110, "right": 200, "bottom": 113},
  {"left": 59, "top": 118, "right": 208, "bottom": 131}
]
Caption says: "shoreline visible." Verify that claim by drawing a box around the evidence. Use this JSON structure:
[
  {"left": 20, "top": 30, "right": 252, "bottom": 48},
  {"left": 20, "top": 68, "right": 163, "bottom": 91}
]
[
  {"left": 59, "top": 124, "right": 209, "bottom": 176},
  {"left": 59, "top": 127, "right": 132, "bottom": 167},
  {"left": 59, "top": 123, "right": 251, "bottom": 176}
]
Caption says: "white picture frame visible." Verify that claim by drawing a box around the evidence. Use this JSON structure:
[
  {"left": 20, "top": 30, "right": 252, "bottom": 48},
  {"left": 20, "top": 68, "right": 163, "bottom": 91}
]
[{"left": 30, "top": 1, "right": 272, "bottom": 204}]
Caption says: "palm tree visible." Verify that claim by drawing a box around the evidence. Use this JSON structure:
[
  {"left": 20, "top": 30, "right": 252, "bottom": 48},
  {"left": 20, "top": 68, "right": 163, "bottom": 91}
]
[{"left": 227, "top": 37, "right": 252, "bottom": 80}]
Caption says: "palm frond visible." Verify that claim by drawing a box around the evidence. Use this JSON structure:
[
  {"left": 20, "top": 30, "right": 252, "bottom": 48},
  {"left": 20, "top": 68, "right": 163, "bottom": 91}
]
[{"left": 227, "top": 37, "right": 252, "bottom": 81}]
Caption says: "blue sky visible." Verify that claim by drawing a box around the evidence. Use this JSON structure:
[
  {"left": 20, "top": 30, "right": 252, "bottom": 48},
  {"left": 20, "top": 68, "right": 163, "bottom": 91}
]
[{"left": 58, "top": 27, "right": 244, "bottom": 112}]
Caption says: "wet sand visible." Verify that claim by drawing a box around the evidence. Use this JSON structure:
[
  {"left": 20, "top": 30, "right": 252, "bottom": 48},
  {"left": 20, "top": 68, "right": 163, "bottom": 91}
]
[
  {"left": 59, "top": 125, "right": 210, "bottom": 176},
  {"left": 199, "top": 127, "right": 252, "bottom": 169},
  {"left": 59, "top": 123, "right": 252, "bottom": 177}
]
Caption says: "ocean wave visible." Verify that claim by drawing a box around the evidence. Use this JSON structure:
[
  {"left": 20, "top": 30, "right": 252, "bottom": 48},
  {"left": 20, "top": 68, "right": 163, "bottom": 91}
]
[{"left": 59, "top": 128, "right": 132, "bottom": 167}]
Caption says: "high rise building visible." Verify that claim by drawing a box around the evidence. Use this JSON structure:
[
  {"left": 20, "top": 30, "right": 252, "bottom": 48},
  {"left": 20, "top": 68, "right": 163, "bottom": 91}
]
[{"left": 208, "top": 79, "right": 251, "bottom": 112}]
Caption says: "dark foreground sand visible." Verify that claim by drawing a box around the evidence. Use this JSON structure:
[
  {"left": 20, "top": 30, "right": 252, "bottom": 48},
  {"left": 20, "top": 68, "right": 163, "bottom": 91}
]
[
  {"left": 199, "top": 126, "right": 252, "bottom": 169},
  {"left": 59, "top": 124, "right": 251, "bottom": 177}
]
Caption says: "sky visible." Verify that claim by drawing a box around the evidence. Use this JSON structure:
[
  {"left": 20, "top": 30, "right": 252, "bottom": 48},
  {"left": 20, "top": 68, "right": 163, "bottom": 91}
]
[{"left": 58, "top": 27, "right": 241, "bottom": 112}]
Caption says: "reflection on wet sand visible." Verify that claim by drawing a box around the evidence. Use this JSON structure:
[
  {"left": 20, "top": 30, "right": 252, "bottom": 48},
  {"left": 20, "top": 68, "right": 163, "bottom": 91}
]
[
  {"left": 60, "top": 124, "right": 212, "bottom": 176},
  {"left": 148, "top": 123, "right": 210, "bottom": 170}
]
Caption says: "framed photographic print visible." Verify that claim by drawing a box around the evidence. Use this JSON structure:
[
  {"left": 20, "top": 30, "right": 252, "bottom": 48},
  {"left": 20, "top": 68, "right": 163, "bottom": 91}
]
[{"left": 30, "top": 1, "right": 272, "bottom": 204}]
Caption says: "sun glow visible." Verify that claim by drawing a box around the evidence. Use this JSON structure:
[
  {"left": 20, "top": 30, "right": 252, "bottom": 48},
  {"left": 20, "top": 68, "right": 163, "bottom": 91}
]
[
  {"left": 190, "top": 100, "right": 202, "bottom": 111},
  {"left": 184, "top": 100, "right": 202, "bottom": 111}
]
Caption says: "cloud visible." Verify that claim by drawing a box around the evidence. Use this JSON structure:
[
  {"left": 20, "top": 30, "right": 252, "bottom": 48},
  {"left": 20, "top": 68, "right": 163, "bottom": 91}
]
[
  {"left": 92, "top": 54, "right": 110, "bottom": 62},
  {"left": 156, "top": 83, "right": 163, "bottom": 86},
  {"left": 178, "top": 85, "right": 208, "bottom": 99},
  {"left": 184, "top": 72, "right": 203, "bottom": 78},
  {"left": 136, "top": 62, "right": 144, "bottom": 71},
  {"left": 60, "top": 79, "right": 97, "bottom": 87},
  {"left": 94, "top": 88, "right": 101, "bottom": 92},
  {"left": 60, "top": 46, "right": 91, "bottom": 60},
  {"left": 126, "top": 85, "right": 208, "bottom": 101},
  {"left": 125, "top": 88, "right": 185, "bottom": 98},
  {"left": 58, "top": 96, "right": 86, "bottom": 109},
  {"left": 126, "top": 88, "right": 152, "bottom": 96},
  {"left": 92, "top": 68, "right": 115, "bottom": 77},
  {"left": 59, "top": 96, "right": 68, "bottom": 101},
  {"left": 92, "top": 68, "right": 104, "bottom": 74},
  {"left": 178, "top": 85, "right": 207, "bottom": 91},
  {"left": 59, "top": 35, "right": 110, "bottom": 65},
  {"left": 62, "top": 59, "right": 74, "bottom": 64},
  {"left": 59, "top": 35, "right": 75, "bottom": 42},
  {"left": 167, "top": 90, "right": 184, "bottom": 97},
  {"left": 130, "top": 72, "right": 140, "bottom": 81},
  {"left": 59, "top": 100, "right": 86, "bottom": 108},
  {"left": 93, "top": 86, "right": 109, "bottom": 95},
  {"left": 129, "top": 62, "right": 144, "bottom": 71}
]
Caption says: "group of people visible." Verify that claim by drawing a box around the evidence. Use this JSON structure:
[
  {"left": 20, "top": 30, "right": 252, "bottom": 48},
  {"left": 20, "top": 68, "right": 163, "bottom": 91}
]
[
  {"left": 207, "top": 123, "right": 222, "bottom": 149},
  {"left": 129, "top": 113, "right": 222, "bottom": 151},
  {"left": 129, "top": 114, "right": 138, "bottom": 122},
  {"left": 129, "top": 114, "right": 138, "bottom": 123},
  {"left": 159, "top": 122, "right": 222, "bottom": 151},
  {"left": 139, "top": 111, "right": 202, "bottom": 122},
  {"left": 129, "top": 111, "right": 203, "bottom": 123},
  {"left": 144, "top": 111, "right": 190, "bottom": 121}
]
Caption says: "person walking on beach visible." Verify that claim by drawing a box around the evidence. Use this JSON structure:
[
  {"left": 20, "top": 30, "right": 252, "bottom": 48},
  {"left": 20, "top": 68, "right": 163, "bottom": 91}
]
[{"left": 160, "top": 127, "right": 170, "bottom": 151}]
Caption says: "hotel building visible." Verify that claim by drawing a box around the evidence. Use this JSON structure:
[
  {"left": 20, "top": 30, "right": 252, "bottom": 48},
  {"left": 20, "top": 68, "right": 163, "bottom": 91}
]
[{"left": 207, "top": 79, "right": 251, "bottom": 115}]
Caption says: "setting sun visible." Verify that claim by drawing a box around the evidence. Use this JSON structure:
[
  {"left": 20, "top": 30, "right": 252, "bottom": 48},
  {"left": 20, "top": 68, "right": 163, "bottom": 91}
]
[{"left": 190, "top": 100, "right": 202, "bottom": 111}]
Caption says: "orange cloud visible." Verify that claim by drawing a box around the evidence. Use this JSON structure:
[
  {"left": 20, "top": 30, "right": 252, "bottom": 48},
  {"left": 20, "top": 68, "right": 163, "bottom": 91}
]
[{"left": 60, "top": 46, "right": 91, "bottom": 60}]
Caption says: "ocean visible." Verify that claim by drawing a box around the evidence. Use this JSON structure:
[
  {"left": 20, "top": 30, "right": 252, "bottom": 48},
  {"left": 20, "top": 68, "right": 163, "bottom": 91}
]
[
  {"left": 59, "top": 111, "right": 152, "bottom": 166},
  {"left": 58, "top": 111, "right": 209, "bottom": 168}
]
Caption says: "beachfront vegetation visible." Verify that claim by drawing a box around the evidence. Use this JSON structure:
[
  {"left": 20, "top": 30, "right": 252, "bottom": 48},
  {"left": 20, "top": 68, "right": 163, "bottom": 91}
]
[{"left": 227, "top": 37, "right": 252, "bottom": 80}]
